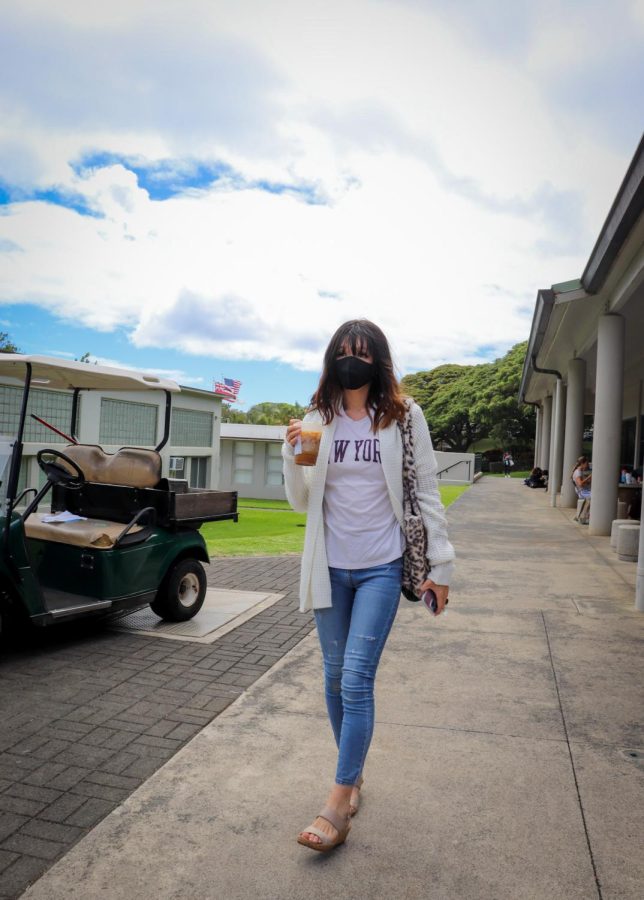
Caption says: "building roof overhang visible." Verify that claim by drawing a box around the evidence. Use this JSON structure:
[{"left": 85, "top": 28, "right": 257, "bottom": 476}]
[
  {"left": 582, "top": 133, "right": 644, "bottom": 294},
  {"left": 220, "top": 423, "right": 286, "bottom": 441},
  {"left": 519, "top": 288, "right": 555, "bottom": 405},
  {"left": 520, "top": 133, "right": 644, "bottom": 405},
  {"left": 179, "top": 384, "right": 224, "bottom": 400}
]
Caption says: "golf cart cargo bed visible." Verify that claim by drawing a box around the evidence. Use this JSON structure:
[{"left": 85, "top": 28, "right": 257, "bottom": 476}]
[
  {"left": 52, "top": 482, "right": 238, "bottom": 528},
  {"left": 167, "top": 486, "right": 238, "bottom": 523}
]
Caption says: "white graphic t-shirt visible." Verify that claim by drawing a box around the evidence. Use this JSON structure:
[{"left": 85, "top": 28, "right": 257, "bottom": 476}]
[{"left": 323, "top": 410, "right": 405, "bottom": 569}]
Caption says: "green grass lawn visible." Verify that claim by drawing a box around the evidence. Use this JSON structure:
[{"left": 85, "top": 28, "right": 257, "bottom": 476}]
[
  {"left": 202, "top": 486, "right": 469, "bottom": 557},
  {"left": 237, "top": 497, "right": 292, "bottom": 509},
  {"left": 485, "top": 471, "right": 530, "bottom": 479},
  {"left": 440, "top": 484, "right": 469, "bottom": 506},
  {"left": 201, "top": 506, "right": 307, "bottom": 557}
]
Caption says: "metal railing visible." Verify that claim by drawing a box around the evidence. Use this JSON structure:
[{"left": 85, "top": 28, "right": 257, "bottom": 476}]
[{"left": 436, "top": 458, "right": 472, "bottom": 482}]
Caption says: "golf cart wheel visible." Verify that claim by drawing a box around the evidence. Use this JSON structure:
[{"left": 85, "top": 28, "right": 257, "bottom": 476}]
[{"left": 151, "top": 559, "right": 207, "bottom": 622}]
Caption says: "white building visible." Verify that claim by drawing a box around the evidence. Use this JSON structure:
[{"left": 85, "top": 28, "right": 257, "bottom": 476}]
[
  {"left": 219, "top": 423, "right": 287, "bottom": 501},
  {"left": 519, "top": 134, "right": 644, "bottom": 609},
  {"left": 218, "top": 422, "right": 474, "bottom": 501}
]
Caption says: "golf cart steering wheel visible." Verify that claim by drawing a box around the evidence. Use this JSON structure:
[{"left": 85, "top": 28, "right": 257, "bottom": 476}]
[{"left": 36, "top": 449, "right": 86, "bottom": 489}]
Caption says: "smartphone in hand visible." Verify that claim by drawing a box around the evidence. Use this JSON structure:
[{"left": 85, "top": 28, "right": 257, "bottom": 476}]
[
  {"left": 422, "top": 589, "right": 438, "bottom": 613},
  {"left": 422, "top": 589, "right": 448, "bottom": 615}
]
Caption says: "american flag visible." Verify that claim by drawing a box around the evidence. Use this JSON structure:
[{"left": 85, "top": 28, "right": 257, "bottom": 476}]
[
  {"left": 214, "top": 377, "right": 242, "bottom": 401},
  {"left": 224, "top": 377, "right": 242, "bottom": 395}
]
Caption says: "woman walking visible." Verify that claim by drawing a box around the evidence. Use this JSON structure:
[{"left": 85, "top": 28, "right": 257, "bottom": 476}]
[{"left": 282, "top": 319, "right": 455, "bottom": 852}]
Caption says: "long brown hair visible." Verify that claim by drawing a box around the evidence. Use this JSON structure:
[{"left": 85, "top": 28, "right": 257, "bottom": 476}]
[
  {"left": 310, "top": 319, "right": 407, "bottom": 429},
  {"left": 571, "top": 455, "right": 589, "bottom": 480}
]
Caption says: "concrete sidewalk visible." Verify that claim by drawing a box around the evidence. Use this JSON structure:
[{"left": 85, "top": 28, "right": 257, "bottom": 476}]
[{"left": 21, "top": 478, "right": 644, "bottom": 899}]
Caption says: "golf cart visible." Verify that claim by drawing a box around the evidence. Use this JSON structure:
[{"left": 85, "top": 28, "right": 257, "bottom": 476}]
[{"left": 0, "top": 355, "right": 237, "bottom": 639}]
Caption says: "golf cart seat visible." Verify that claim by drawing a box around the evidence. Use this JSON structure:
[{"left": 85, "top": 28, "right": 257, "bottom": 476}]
[
  {"left": 24, "top": 445, "right": 158, "bottom": 548},
  {"left": 25, "top": 512, "right": 143, "bottom": 549},
  {"left": 61, "top": 445, "right": 162, "bottom": 489}
]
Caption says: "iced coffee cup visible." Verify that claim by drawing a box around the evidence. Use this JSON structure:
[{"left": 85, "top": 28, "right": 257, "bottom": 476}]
[{"left": 295, "top": 423, "right": 323, "bottom": 466}]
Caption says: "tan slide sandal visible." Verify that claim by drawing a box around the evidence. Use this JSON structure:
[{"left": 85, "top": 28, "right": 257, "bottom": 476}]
[{"left": 297, "top": 805, "right": 351, "bottom": 852}]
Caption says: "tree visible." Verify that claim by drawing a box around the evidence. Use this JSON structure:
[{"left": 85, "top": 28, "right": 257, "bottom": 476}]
[
  {"left": 470, "top": 342, "right": 536, "bottom": 449},
  {"left": 0, "top": 332, "right": 19, "bottom": 353},
  {"left": 220, "top": 400, "right": 309, "bottom": 425},
  {"left": 402, "top": 364, "right": 486, "bottom": 451},
  {"left": 246, "top": 402, "right": 307, "bottom": 425},
  {"left": 401, "top": 341, "right": 535, "bottom": 452},
  {"left": 221, "top": 403, "right": 248, "bottom": 423}
]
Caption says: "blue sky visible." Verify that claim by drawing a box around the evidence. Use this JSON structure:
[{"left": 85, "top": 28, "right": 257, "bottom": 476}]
[
  {"left": 0, "top": 303, "right": 318, "bottom": 406},
  {"left": 0, "top": 0, "right": 642, "bottom": 409}
]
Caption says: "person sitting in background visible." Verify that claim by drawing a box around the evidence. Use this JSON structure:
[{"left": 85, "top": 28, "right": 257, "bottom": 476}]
[
  {"left": 621, "top": 464, "right": 642, "bottom": 519},
  {"left": 524, "top": 466, "right": 546, "bottom": 489},
  {"left": 572, "top": 456, "right": 591, "bottom": 524}
]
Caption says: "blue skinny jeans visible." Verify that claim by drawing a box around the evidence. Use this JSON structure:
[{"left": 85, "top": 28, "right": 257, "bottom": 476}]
[{"left": 313, "top": 558, "right": 402, "bottom": 786}]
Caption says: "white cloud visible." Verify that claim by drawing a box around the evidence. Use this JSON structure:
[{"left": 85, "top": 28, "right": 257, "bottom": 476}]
[
  {"left": 45, "top": 349, "right": 204, "bottom": 385},
  {"left": 0, "top": 0, "right": 639, "bottom": 376}
]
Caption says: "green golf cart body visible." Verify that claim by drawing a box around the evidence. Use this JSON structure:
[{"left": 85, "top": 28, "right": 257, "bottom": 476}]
[{"left": 0, "top": 355, "right": 237, "bottom": 637}]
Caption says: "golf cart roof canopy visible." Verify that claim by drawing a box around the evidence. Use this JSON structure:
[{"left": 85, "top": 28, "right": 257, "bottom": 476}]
[{"left": 0, "top": 355, "right": 181, "bottom": 393}]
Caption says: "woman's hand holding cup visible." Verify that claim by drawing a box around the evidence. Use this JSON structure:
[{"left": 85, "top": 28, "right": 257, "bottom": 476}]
[
  {"left": 287, "top": 419, "right": 323, "bottom": 465},
  {"left": 286, "top": 419, "right": 302, "bottom": 448}
]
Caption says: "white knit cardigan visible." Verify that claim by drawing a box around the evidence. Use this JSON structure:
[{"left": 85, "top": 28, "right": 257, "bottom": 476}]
[{"left": 282, "top": 402, "right": 455, "bottom": 612}]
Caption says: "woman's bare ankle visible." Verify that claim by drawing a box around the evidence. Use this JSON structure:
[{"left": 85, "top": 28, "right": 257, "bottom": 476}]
[{"left": 329, "top": 783, "right": 353, "bottom": 815}]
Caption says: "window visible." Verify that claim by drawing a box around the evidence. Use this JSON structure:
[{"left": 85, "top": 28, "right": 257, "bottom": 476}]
[
  {"left": 233, "top": 441, "right": 254, "bottom": 485},
  {"left": 169, "top": 456, "right": 185, "bottom": 480},
  {"left": 265, "top": 443, "right": 284, "bottom": 486},
  {"left": 189, "top": 456, "right": 208, "bottom": 488},
  {"left": 582, "top": 414, "right": 594, "bottom": 457},
  {"left": 171, "top": 408, "right": 214, "bottom": 447},
  {"left": 621, "top": 417, "right": 636, "bottom": 466},
  {"left": 99, "top": 398, "right": 158, "bottom": 446},
  {"left": 0, "top": 385, "right": 76, "bottom": 443}
]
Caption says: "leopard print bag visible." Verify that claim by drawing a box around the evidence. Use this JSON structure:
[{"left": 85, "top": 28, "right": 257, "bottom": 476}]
[{"left": 399, "top": 401, "right": 430, "bottom": 602}]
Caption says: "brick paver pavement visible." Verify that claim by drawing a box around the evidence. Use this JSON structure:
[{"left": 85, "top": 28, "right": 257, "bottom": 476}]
[{"left": 0, "top": 556, "right": 309, "bottom": 900}]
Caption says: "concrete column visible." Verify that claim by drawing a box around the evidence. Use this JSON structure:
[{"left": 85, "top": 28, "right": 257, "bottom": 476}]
[
  {"left": 634, "top": 380, "right": 642, "bottom": 469},
  {"left": 540, "top": 395, "right": 553, "bottom": 471},
  {"left": 589, "top": 315, "right": 625, "bottom": 535},
  {"left": 550, "top": 379, "right": 566, "bottom": 504},
  {"left": 561, "top": 358, "right": 587, "bottom": 507},
  {"left": 533, "top": 406, "right": 541, "bottom": 470},
  {"left": 636, "top": 520, "right": 644, "bottom": 612},
  {"left": 548, "top": 394, "right": 557, "bottom": 478}
]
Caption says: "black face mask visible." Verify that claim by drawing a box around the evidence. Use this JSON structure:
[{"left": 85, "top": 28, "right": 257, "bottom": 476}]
[{"left": 334, "top": 356, "right": 375, "bottom": 390}]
